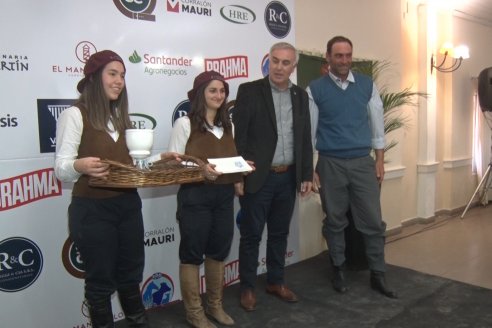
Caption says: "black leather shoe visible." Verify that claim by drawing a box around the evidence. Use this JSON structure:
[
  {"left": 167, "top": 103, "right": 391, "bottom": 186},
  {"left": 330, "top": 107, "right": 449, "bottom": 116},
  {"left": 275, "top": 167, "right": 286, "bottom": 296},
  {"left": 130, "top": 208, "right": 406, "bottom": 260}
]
[
  {"left": 332, "top": 266, "right": 348, "bottom": 294},
  {"left": 370, "top": 271, "right": 398, "bottom": 299}
]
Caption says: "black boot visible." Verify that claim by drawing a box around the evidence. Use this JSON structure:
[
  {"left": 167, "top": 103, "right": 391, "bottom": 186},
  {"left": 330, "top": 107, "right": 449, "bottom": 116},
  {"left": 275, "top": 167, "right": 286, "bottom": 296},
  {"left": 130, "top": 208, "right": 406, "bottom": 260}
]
[
  {"left": 87, "top": 298, "right": 115, "bottom": 328},
  {"left": 118, "top": 285, "right": 150, "bottom": 327},
  {"left": 332, "top": 264, "right": 348, "bottom": 294},
  {"left": 370, "top": 271, "right": 398, "bottom": 299}
]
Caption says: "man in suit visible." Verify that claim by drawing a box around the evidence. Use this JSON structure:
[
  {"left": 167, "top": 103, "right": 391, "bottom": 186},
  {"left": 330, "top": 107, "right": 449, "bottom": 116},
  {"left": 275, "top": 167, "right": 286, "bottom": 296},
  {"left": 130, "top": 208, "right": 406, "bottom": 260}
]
[{"left": 233, "top": 42, "right": 313, "bottom": 311}]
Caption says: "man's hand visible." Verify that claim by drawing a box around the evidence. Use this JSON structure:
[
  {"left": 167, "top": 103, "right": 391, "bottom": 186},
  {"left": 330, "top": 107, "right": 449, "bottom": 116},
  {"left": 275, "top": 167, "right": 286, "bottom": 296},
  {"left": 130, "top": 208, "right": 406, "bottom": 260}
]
[
  {"left": 312, "top": 171, "right": 321, "bottom": 193},
  {"left": 374, "top": 149, "right": 385, "bottom": 184},
  {"left": 234, "top": 181, "right": 244, "bottom": 196},
  {"left": 300, "top": 181, "right": 312, "bottom": 197}
]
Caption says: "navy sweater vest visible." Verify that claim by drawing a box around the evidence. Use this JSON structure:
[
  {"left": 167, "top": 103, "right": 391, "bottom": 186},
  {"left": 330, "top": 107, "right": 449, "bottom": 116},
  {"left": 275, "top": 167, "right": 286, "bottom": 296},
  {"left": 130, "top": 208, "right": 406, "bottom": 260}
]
[{"left": 310, "top": 73, "right": 373, "bottom": 158}]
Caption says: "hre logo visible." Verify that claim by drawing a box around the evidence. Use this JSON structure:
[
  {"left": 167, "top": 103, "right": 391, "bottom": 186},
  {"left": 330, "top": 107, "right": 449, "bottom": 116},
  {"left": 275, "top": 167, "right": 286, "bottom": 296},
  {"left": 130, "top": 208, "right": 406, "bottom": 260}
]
[
  {"left": 129, "top": 113, "right": 157, "bottom": 129},
  {"left": 264, "top": 1, "right": 291, "bottom": 39},
  {"left": 220, "top": 5, "right": 256, "bottom": 24},
  {"left": 0, "top": 114, "right": 18, "bottom": 128},
  {"left": 113, "top": 0, "right": 157, "bottom": 21}
]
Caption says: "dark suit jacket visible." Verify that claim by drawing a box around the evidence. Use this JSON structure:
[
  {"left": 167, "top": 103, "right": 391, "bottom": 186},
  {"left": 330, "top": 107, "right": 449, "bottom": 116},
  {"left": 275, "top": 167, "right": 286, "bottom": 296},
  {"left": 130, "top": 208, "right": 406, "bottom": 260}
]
[{"left": 232, "top": 76, "right": 313, "bottom": 193}]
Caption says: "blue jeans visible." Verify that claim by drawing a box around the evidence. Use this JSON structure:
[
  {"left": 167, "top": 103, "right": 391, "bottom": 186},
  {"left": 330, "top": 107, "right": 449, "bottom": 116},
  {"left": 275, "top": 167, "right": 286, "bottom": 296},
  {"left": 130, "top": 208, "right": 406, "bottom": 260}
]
[{"left": 238, "top": 167, "right": 296, "bottom": 290}]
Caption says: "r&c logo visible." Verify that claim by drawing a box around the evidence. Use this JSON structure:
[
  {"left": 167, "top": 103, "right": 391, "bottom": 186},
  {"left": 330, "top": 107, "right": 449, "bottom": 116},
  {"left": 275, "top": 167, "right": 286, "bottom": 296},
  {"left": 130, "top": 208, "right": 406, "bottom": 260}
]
[
  {"left": 0, "top": 237, "right": 43, "bottom": 292},
  {"left": 264, "top": 1, "right": 291, "bottom": 39}
]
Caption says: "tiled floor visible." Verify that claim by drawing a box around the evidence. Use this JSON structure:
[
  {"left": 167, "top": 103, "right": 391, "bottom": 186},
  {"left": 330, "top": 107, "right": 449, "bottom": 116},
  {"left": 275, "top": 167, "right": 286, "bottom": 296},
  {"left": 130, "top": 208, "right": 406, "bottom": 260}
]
[{"left": 385, "top": 204, "right": 492, "bottom": 289}]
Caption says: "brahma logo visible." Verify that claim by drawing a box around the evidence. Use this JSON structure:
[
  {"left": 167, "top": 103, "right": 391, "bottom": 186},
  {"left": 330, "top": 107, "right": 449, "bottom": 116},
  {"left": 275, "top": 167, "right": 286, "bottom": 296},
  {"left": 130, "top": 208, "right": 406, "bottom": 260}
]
[
  {"left": 264, "top": 1, "right": 291, "bottom": 38},
  {"left": 224, "top": 259, "right": 239, "bottom": 286},
  {"left": 113, "top": 0, "right": 156, "bottom": 21},
  {"left": 166, "top": 0, "right": 212, "bottom": 16},
  {"left": 0, "top": 237, "right": 43, "bottom": 292},
  {"left": 37, "top": 99, "right": 77, "bottom": 153},
  {"left": 199, "top": 259, "right": 238, "bottom": 293},
  {"left": 0, "top": 168, "right": 62, "bottom": 211},
  {"left": 220, "top": 5, "right": 255, "bottom": 24},
  {"left": 61, "top": 238, "right": 85, "bottom": 279},
  {"left": 204, "top": 56, "right": 248, "bottom": 80},
  {"left": 142, "top": 272, "right": 175, "bottom": 309},
  {"left": 1, "top": 54, "right": 29, "bottom": 72}
]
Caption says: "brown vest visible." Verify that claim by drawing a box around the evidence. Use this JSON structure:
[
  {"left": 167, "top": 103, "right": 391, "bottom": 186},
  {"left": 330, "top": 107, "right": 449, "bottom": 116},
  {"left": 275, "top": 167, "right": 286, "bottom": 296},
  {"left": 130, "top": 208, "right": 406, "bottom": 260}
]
[
  {"left": 72, "top": 106, "right": 136, "bottom": 198},
  {"left": 185, "top": 127, "right": 242, "bottom": 184}
]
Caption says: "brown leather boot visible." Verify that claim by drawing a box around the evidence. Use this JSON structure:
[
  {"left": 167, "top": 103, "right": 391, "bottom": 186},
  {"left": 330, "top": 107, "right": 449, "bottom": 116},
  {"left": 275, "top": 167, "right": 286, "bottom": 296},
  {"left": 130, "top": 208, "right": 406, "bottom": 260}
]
[
  {"left": 204, "top": 258, "right": 235, "bottom": 326},
  {"left": 180, "top": 264, "right": 217, "bottom": 328}
]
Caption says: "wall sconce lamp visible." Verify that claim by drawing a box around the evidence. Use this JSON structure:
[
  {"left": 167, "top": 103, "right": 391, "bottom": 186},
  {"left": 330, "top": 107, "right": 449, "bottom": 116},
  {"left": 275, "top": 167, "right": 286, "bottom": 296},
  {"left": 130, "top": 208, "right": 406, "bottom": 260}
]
[{"left": 430, "top": 43, "right": 470, "bottom": 73}]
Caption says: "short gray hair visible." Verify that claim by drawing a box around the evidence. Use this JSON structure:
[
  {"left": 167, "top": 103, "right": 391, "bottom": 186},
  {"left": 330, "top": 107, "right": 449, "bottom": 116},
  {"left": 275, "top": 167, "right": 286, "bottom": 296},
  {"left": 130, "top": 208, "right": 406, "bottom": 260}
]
[{"left": 269, "top": 42, "right": 299, "bottom": 64}]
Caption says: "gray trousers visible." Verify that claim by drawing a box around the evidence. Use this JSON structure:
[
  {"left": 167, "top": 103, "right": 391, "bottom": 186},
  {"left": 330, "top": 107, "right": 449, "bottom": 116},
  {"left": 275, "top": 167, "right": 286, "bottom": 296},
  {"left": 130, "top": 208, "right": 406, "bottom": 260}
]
[{"left": 317, "top": 154, "right": 386, "bottom": 272}]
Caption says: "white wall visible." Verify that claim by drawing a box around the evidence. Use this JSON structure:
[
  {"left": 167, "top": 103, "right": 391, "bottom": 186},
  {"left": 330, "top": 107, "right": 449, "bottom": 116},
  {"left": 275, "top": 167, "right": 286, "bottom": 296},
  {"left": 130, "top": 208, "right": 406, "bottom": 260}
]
[{"left": 295, "top": 0, "right": 492, "bottom": 258}]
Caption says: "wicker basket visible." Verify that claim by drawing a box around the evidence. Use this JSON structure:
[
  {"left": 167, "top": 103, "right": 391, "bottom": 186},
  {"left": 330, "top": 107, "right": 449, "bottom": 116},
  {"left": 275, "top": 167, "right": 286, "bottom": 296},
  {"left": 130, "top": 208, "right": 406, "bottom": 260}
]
[{"left": 89, "top": 154, "right": 205, "bottom": 188}]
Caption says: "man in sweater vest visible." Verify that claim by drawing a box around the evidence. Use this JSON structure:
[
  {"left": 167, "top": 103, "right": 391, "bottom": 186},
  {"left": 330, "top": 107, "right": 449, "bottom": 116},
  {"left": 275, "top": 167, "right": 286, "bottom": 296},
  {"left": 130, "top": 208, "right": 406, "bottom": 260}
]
[{"left": 307, "top": 36, "right": 397, "bottom": 299}]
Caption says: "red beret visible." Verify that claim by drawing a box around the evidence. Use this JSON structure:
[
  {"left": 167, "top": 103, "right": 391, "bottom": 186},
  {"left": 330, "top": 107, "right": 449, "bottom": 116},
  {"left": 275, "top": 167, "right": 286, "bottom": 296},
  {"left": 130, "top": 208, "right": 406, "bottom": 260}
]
[
  {"left": 188, "top": 70, "right": 229, "bottom": 102},
  {"left": 77, "top": 50, "right": 126, "bottom": 93}
]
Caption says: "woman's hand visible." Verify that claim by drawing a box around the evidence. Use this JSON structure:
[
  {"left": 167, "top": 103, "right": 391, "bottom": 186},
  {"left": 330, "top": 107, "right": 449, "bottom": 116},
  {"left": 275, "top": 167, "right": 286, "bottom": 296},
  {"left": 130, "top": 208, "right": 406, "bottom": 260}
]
[
  {"left": 203, "top": 163, "right": 222, "bottom": 181},
  {"left": 74, "top": 157, "right": 109, "bottom": 177},
  {"left": 160, "top": 152, "right": 182, "bottom": 162}
]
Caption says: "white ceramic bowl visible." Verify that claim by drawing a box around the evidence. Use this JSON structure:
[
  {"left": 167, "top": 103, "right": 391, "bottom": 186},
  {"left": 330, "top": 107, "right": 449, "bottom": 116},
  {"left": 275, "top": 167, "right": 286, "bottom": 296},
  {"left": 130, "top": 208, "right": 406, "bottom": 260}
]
[{"left": 126, "top": 129, "right": 153, "bottom": 159}]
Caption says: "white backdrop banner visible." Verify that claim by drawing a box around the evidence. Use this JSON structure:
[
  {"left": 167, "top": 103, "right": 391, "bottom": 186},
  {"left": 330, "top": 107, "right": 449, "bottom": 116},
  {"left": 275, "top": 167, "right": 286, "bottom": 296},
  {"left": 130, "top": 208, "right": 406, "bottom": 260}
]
[{"left": 0, "top": 0, "right": 298, "bottom": 327}]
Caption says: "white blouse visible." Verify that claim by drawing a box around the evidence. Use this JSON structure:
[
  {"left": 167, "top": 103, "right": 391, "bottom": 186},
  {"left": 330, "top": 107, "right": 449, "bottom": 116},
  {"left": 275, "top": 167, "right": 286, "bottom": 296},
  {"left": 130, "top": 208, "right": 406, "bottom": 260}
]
[
  {"left": 168, "top": 116, "right": 234, "bottom": 154},
  {"left": 55, "top": 106, "right": 121, "bottom": 182}
]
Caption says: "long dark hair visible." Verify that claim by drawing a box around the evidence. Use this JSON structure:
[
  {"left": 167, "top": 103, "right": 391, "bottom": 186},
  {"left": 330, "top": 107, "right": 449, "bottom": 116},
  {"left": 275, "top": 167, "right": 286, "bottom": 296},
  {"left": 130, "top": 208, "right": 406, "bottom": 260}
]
[
  {"left": 188, "top": 80, "right": 232, "bottom": 134},
  {"left": 74, "top": 68, "right": 132, "bottom": 133}
]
